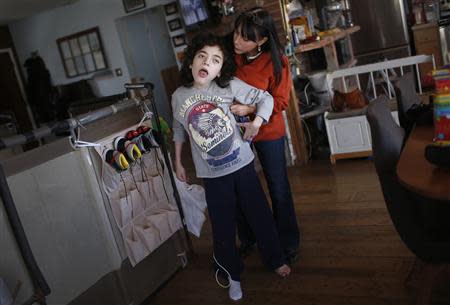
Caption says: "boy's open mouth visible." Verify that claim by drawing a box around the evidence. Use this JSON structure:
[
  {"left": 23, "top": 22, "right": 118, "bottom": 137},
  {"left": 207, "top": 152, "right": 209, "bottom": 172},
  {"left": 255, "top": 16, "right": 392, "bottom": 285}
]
[{"left": 198, "top": 68, "right": 209, "bottom": 77}]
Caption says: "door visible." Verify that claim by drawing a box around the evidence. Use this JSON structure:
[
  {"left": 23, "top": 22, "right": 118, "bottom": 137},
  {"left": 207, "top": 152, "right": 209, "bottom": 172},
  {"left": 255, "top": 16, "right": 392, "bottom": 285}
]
[
  {"left": 0, "top": 50, "right": 33, "bottom": 133},
  {"left": 116, "top": 6, "right": 177, "bottom": 124}
]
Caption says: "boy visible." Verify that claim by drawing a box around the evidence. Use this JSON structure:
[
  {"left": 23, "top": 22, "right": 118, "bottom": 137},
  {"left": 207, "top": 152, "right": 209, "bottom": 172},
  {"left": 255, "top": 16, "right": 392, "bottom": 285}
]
[{"left": 172, "top": 33, "right": 290, "bottom": 301}]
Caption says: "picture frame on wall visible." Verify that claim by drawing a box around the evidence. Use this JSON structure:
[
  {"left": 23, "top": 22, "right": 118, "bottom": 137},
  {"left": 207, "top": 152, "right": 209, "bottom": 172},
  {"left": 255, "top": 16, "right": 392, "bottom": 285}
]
[
  {"left": 164, "top": 2, "right": 178, "bottom": 16},
  {"left": 168, "top": 18, "right": 182, "bottom": 32},
  {"left": 123, "top": 0, "right": 146, "bottom": 13},
  {"left": 176, "top": 51, "right": 185, "bottom": 63},
  {"left": 172, "top": 34, "right": 187, "bottom": 47}
]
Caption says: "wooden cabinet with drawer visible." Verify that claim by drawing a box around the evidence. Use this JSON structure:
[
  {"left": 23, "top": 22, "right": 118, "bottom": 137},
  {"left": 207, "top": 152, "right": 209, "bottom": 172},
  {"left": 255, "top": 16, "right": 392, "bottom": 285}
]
[{"left": 412, "top": 23, "right": 443, "bottom": 76}]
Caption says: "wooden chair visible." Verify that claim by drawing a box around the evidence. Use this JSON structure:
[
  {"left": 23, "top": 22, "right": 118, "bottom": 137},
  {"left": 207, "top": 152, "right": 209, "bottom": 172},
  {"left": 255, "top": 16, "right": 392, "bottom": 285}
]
[
  {"left": 366, "top": 96, "right": 450, "bottom": 305},
  {"left": 393, "top": 72, "right": 423, "bottom": 136}
]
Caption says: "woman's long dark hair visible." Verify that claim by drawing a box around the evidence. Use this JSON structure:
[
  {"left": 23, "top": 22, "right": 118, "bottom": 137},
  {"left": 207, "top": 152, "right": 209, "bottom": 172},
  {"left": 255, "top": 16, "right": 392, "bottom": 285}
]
[
  {"left": 180, "top": 32, "right": 235, "bottom": 88},
  {"left": 234, "top": 7, "right": 285, "bottom": 85}
]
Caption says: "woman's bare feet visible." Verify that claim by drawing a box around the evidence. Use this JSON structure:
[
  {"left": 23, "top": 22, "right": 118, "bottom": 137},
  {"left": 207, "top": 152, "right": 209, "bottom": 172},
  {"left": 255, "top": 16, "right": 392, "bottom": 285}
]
[{"left": 275, "top": 264, "right": 291, "bottom": 278}]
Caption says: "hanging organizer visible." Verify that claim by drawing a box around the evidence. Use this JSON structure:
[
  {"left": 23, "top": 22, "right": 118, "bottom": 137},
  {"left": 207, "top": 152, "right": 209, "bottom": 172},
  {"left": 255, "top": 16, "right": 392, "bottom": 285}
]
[{"left": 94, "top": 122, "right": 182, "bottom": 266}]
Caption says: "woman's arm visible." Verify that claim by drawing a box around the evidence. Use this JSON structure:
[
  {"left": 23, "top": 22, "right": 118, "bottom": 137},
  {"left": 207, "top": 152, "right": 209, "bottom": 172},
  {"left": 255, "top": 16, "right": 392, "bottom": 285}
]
[
  {"left": 230, "top": 103, "right": 256, "bottom": 116},
  {"left": 269, "top": 56, "right": 292, "bottom": 114}
]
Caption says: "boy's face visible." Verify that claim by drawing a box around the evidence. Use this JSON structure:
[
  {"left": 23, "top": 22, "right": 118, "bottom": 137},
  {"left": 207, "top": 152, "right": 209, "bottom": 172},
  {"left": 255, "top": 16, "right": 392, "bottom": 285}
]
[{"left": 191, "top": 45, "right": 223, "bottom": 88}]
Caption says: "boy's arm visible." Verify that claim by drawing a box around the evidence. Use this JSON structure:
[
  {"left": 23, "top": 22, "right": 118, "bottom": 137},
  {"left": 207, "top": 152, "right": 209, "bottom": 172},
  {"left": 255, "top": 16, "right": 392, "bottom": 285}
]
[
  {"left": 172, "top": 99, "right": 187, "bottom": 182},
  {"left": 231, "top": 78, "right": 274, "bottom": 123},
  {"left": 174, "top": 141, "right": 187, "bottom": 182}
]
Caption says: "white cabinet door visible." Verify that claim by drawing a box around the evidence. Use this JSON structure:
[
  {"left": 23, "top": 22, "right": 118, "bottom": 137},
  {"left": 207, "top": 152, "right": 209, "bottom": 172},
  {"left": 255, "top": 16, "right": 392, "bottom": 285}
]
[
  {"left": 325, "top": 114, "right": 371, "bottom": 155},
  {"left": 325, "top": 111, "right": 399, "bottom": 157}
]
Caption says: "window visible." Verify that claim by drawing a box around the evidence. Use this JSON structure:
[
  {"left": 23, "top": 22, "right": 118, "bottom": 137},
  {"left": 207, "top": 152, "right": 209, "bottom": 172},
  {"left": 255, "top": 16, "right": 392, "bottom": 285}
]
[{"left": 57, "top": 27, "right": 108, "bottom": 78}]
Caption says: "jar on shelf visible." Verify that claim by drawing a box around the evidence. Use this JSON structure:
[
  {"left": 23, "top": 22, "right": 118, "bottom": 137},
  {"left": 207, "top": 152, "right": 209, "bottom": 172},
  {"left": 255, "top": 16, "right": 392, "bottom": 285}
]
[
  {"left": 423, "top": 0, "right": 438, "bottom": 23},
  {"left": 412, "top": 1, "right": 425, "bottom": 25}
]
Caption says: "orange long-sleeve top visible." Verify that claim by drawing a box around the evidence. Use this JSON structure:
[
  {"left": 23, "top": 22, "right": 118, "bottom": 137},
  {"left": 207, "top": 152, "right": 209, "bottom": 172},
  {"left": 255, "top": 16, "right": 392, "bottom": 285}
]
[{"left": 234, "top": 52, "right": 292, "bottom": 142}]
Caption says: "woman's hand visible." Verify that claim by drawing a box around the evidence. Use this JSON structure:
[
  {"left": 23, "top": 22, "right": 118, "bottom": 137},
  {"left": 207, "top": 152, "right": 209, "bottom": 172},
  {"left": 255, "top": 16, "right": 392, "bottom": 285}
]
[
  {"left": 237, "top": 116, "right": 264, "bottom": 141},
  {"left": 230, "top": 102, "right": 256, "bottom": 116},
  {"left": 175, "top": 162, "right": 187, "bottom": 182}
]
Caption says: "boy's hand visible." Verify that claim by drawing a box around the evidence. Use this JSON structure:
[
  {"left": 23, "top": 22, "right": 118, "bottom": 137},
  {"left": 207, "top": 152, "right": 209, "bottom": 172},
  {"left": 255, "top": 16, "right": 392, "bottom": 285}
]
[
  {"left": 237, "top": 116, "right": 263, "bottom": 141},
  {"left": 230, "top": 102, "right": 256, "bottom": 116},
  {"left": 175, "top": 162, "right": 187, "bottom": 182}
]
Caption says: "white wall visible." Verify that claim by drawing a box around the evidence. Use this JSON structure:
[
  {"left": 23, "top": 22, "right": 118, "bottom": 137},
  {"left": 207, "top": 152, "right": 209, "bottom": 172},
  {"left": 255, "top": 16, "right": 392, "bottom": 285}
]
[{"left": 8, "top": 0, "right": 173, "bottom": 97}]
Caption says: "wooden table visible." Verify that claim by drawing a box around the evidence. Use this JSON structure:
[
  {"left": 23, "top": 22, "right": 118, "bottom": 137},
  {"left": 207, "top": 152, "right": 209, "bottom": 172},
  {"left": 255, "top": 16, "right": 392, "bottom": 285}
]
[{"left": 397, "top": 125, "right": 450, "bottom": 201}]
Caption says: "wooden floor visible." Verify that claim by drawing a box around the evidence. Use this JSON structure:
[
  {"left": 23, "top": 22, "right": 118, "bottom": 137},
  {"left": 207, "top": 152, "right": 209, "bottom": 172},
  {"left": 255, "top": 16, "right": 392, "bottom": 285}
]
[{"left": 146, "top": 159, "right": 450, "bottom": 305}]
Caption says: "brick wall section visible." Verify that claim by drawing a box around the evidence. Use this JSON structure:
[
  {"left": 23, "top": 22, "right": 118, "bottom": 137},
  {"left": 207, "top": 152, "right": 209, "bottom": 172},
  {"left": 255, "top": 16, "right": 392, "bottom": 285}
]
[
  {"left": 263, "top": 0, "right": 287, "bottom": 45},
  {"left": 188, "top": 0, "right": 287, "bottom": 46}
]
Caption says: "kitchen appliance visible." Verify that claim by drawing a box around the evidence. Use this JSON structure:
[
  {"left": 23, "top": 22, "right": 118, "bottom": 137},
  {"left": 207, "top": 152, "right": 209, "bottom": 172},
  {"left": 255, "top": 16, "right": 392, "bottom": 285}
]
[
  {"left": 439, "top": 0, "right": 450, "bottom": 64},
  {"left": 441, "top": 0, "right": 450, "bottom": 9},
  {"left": 314, "top": 0, "right": 410, "bottom": 64},
  {"left": 314, "top": 0, "right": 410, "bottom": 63},
  {"left": 346, "top": 0, "right": 411, "bottom": 65}
]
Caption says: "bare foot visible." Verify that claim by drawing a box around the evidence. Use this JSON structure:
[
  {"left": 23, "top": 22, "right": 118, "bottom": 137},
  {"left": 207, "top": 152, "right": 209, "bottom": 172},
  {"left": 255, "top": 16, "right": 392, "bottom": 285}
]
[{"left": 275, "top": 264, "right": 291, "bottom": 278}]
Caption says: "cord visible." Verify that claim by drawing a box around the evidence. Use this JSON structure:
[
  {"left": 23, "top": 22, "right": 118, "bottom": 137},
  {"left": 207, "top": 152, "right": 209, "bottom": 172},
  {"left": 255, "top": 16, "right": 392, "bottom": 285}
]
[
  {"left": 119, "top": 173, "right": 132, "bottom": 219},
  {"left": 213, "top": 253, "right": 231, "bottom": 288},
  {"left": 138, "top": 158, "right": 155, "bottom": 205},
  {"left": 303, "top": 82, "right": 311, "bottom": 106},
  {"left": 301, "top": 118, "right": 313, "bottom": 160},
  {"left": 154, "top": 149, "right": 170, "bottom": 203}
]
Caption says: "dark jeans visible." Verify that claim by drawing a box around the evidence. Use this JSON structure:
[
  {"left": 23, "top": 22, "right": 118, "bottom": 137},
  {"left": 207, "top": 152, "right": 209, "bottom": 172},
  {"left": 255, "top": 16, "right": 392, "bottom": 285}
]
[
  {"left": 204, "top": 162, "right": 286, "bottom": 281},
  {"left": 237, "top": 137, "right": 300, "bottom": 255}
]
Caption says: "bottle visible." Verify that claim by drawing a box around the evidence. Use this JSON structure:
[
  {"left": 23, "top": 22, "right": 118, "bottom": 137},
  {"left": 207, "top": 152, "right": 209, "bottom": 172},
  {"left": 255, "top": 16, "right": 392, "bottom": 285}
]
[{"left": 412, "top": 1, "right": 425, "bottom": 24}]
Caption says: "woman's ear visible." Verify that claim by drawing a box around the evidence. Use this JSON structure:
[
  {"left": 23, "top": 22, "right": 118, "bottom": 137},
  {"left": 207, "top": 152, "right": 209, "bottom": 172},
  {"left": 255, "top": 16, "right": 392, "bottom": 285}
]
[
  {"left": 189, "top": 64, "right": 192, "bottom": 69},
  {"left": 258, "top": 37, "right": 268, "bottom": 48}
]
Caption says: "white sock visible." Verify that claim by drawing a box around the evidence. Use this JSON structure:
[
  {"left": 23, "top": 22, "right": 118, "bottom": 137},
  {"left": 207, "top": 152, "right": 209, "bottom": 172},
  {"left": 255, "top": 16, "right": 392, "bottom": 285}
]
[{"left": 228, "top": 278, "right": 242, "bottom": 301}]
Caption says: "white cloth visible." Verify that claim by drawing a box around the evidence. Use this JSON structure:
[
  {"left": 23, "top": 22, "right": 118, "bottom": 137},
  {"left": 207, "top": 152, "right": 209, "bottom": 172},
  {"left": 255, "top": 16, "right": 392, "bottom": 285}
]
[{"left": 174, "top": 177, "right": 207, "bottom": 237}]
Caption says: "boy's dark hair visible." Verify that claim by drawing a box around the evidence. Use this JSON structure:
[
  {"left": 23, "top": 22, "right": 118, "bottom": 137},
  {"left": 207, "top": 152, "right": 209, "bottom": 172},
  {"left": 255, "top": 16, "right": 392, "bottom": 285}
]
[
  {"left": 180, "top": 32, "right": 236, "bottom": 88},
  {"left": 234, "top": 7, "right": 285, "bottom": 85}
]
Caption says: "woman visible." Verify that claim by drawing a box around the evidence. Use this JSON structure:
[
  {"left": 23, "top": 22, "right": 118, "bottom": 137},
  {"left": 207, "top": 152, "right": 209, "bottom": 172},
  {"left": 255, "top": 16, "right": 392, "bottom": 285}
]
[{"left": 230, "top": 7, "right": 300, "bottom": 264}]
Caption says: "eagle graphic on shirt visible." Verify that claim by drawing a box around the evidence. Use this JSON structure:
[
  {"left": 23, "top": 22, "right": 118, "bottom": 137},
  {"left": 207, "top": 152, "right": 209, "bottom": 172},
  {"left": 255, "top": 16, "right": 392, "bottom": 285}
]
[{"left": 187, "top": 101, "right": 235, "bottom": 161}]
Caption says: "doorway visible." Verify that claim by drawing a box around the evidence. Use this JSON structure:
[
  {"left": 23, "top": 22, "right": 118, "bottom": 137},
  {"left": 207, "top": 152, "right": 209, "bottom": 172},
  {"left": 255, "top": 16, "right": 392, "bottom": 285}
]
[
  {"left": 116, "top": 6, "right": 178, "bottom": 124},
  {"left": 0, "top": 49, "right": 34, "bottom": 134}
]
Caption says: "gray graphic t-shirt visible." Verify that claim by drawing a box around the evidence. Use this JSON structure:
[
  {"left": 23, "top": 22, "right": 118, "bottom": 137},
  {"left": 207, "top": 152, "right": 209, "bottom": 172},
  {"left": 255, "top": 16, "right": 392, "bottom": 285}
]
[{"left": 172, "top": 78, "right": 273, "bottom": 178}]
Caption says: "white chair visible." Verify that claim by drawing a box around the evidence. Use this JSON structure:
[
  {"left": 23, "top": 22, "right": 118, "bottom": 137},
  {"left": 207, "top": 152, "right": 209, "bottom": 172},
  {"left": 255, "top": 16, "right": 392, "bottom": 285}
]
[{"left": 323, "top": 55, "right": 435, "bottom": 164}]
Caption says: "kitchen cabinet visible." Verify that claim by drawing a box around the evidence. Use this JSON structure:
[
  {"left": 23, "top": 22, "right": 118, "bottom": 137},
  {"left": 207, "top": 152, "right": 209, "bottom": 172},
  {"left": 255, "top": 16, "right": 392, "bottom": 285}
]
[{"left": 412, "top": 22, "right": 443, "bottom": 76}]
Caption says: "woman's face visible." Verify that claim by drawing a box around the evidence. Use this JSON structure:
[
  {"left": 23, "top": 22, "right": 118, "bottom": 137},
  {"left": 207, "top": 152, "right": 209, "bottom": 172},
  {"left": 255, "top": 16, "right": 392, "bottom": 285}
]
[
  {"left": 191, "top": 45, "right": 224, "bottom": 88},
  {"left": 233, "top": 26, "right": 259, "bottom": 55}
]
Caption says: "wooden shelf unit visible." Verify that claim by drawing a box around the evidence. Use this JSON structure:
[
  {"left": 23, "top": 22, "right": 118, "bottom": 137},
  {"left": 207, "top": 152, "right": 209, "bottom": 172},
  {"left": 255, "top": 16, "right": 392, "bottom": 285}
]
[
  {"left": 295, "top": 26, "right": 360, "bottom": 71},
  {"left": 295, "top": 26, "right": 360, "bottom": 53},
  {"left": 412, "top": 22, "right": 442, "bottom": 77}
]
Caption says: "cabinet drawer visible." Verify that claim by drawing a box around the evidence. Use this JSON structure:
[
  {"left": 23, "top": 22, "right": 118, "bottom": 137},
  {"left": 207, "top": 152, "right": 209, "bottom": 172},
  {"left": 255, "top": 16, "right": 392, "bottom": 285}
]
[
  {"left": 414, "top": 26, "right": 439, "bottom": 43},
  {"left": 416, "top": 40, "right": 442, "bottom": 63}
]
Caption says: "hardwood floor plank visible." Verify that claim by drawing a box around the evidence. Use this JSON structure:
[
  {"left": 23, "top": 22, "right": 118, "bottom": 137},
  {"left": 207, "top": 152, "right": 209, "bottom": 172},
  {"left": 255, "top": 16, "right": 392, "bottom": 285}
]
[{"left": 144, "top": 159, "right": 448, "bottom": 305}]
